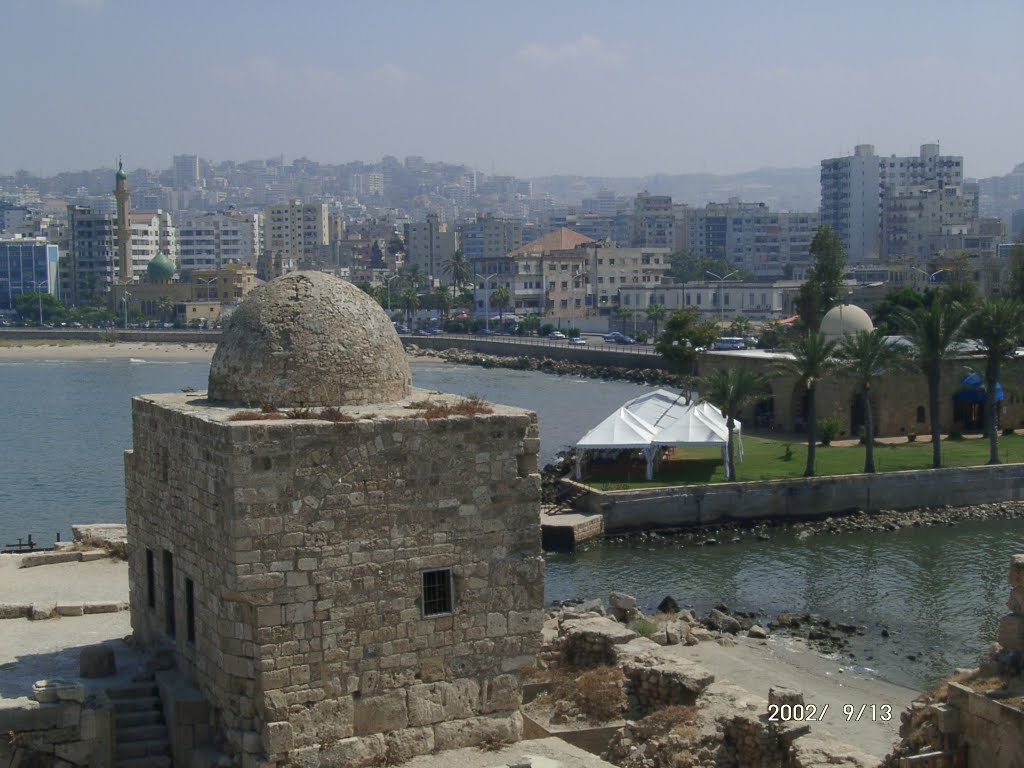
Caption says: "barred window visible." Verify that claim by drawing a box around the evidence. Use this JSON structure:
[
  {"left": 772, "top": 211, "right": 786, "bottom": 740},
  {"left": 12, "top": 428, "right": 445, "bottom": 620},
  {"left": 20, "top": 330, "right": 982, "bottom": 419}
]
[{"left": 421, "top": 568, "right": 454, "bottom": 616}]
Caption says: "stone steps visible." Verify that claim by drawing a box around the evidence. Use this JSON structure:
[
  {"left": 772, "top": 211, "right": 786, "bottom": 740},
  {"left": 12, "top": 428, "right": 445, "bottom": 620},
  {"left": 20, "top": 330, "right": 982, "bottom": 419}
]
[{"left": 109, "top": 682, "right": 172, "bottom": 768}]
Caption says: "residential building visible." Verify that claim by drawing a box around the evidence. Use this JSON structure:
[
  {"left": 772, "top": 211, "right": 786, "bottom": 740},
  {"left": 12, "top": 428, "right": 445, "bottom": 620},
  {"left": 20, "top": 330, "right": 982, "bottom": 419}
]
[
  {"left": 0, "top": 236, "right": 59, "bottom": 311},
  {"left": 172, "top": 154, "right": 200, "bottom": 190},
  {"left": 403, "top": 213, "right": 457, "bottom": 282},
  {"left": 458, "top": 213, "right": 522, "bottom": 263},
  {"left": 264, "top": 199, "right": 329, "bottom": 267},
  {"left": 632, "top": 192, "right": 678, "bottom": 249},
  {"left": 821, "top": 144, "right": 882, "bottom": 263},
  {"left": 880, "top": 183, "right": 976, "bottom": 260},
  {"left": 177, "top": 210, "right": 262, "bottom": 272},
  {"left": 617, "top": 280, "right": 793, "bottom": 323}
]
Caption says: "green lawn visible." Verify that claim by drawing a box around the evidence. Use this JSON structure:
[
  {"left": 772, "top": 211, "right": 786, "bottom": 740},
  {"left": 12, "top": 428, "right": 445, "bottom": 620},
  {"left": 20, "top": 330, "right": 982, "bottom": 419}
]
[{"left": 586, "top": 433, "right": 1024, "bottom": 490}]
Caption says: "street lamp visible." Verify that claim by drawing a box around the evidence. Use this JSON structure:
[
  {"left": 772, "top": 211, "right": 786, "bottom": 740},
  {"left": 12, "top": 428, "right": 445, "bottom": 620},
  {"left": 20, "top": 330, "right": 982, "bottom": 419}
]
[
  {"left": 475, "top": 272, "right": 499, "bottom": 331},
  {"left": 910, "top": 267, "right": 947, "bottom": 288},
  {"left": 30, "top": 280, "right": 47, "bottom": 326},
  {"left": 384, "top": 273, "right": 401, "bottom": 314},
  {"left": 195, "top": 276, "right": 217, "bottom": 301},
  {"left": 705, "top": 270, "right": 738, "bottom": 324},
  {"left": 122, "top": 290, "right": 133, "bottom": 330}
]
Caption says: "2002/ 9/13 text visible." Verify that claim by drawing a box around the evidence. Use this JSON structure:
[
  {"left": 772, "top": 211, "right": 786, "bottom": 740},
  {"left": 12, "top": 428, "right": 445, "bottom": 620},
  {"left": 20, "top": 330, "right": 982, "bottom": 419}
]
[{"left": 767, "top": 704, "right": 893, "bottom": 722}]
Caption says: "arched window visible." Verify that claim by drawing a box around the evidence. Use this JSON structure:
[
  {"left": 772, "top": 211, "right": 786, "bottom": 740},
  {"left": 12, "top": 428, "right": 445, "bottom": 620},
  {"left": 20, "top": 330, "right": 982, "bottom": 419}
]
[{"left": 916, "top": 406, "right": 926, "bottom": 424}]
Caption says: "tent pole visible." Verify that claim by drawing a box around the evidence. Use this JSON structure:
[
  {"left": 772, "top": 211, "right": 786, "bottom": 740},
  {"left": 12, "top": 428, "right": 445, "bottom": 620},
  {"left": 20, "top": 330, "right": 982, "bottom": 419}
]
[
  {"left": 644, "top": 447, "right": 654, "bottom": 481},
  {"left": 575, "top": 453, "right": 583, "bottom": 480}
]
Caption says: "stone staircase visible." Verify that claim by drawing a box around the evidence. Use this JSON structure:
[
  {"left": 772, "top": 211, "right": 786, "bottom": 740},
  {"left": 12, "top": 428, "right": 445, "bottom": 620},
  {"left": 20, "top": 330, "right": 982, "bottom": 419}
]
[{"left": 108, "top": 681, "right": 172, "bottom": 768}]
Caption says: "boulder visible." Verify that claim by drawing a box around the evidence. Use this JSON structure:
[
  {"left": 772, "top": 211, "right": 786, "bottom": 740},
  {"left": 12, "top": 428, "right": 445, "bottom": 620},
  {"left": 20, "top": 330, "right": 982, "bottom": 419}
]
[
  {"left": 748, "top": 625, "right": 769, "bottom": 639},
  {"left": 657, "top": 595, "right": 680, "bottom": 614},
  {"left": 608, "top": 591, "right": 638, "bottom": 622},
  {"left": 704, "top": 608, "right": 741, "bottom": 634}
]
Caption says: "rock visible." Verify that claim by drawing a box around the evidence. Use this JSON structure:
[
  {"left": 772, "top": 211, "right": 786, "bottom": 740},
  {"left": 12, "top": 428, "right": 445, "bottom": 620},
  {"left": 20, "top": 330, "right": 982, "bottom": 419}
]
[
  {"left": 769, "top": 686, "right": 805, "bottom": 708},
  {"left": 717, "top": 635, "right": 736, "bottom": 647},
  {"left": 80, "top": 644, "right": 116, "bottom": 678},
  {"left": 704, "top": 608, "right": 741, "bottom": 634},
  {"left": 650, "top": 628, "right": 669, "bottom": 646},
  {"left": 608, "top": 591, "right": 638, "bottom": 622},
  {"left": 656, "top": 595, "right": 680, "bottom": 614},
  {"left": 748, "top": 625, "right": 769, "bottom": 639}
]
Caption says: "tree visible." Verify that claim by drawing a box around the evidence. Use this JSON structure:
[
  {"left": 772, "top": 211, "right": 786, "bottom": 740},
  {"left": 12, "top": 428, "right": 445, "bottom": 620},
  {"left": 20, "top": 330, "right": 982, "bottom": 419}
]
[
  {"left": 837, "top": 329, "right": 902, "bottom": 473},
  {"left": 775, "top": 332, "right": 839, "bottom": 477},
  {"left": 428, "top": 286, "right": 453, "bottom": 321},
  {"left": 655, "top": 308, "right": 719, "bottom": 375},
  {"left": 896, "top": 300, "right": 971, "bottom": 468},
  {"left": 399, "top": 264, "right": 423, "bottom": 291},
  {"left": 796, "top": 226, "right": 847, "bottom": 332},
  {"left": 966, "top": 297, "right": 1024, "bottom": 464},
  {"left": 728, "top": 314, "right": 753, "bottom": 339},
  {"left": 442, "top": 250, "right": 470, "bottom": 301},
  {"left": 490, "top": 285, "right": 510, "bottom": 322},
  {"left": 699, "top": 367, "right": 767, "bottom": 481},
  {"left": 646, "top": 303, "right": 667, "bottom": 338},
  {"left": 871, "top": 287, "right": 931, "bottom": 335},
  {"left": 400, "top": 287, "right": 419, "bottom": 325},
  {"left": 13, "top": 291, "right": 65, "bottom": 325},
  {"left": 156, "top": 295, "right": 174, "bottom": 324},
  {"left": 387, "top": 236, "right": 405, "bottom": 257},
  {"left": 1008, "top": 240, "right": 1024, "bottom": 300},
  {"left": 614, "top": 306, "right": 633, "bottom": 334}
]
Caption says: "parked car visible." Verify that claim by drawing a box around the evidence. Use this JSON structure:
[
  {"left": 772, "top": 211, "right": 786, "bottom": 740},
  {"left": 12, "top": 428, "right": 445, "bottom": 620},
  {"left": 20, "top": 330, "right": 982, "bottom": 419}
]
[
  {"left": 396, "top": 324, "right": 411, "bottom": 334},
  {"left": 615, "top": 335, "right": 636, "bottom": 345},
  {"left": 414, "top": 329, "right": 431, "bottom": 336},
  {"left": 602, "top": 332, "right": 625, "bottom": 342},
  {"left": 569, "top": 337, "right": 587, "bottom": 345},
  {"left": 548, "top": 331, "right": 566, "bottom": 340},
  {"left": 475, "top": 328, "right": 495, "bottom": 336}
]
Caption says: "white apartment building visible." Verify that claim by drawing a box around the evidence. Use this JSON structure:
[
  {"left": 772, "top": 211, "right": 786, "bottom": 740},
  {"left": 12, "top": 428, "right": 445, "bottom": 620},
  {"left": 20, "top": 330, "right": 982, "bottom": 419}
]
[
  {"left": 881, "top": 143, "right": 963, "bottom": 189},
  {"left": 821, "top": 144, "right": 883, "bottom": 264},
  {"left": 403, "top": 213, "right": 458, "bottom": 282},
  {"left": 881, "top": 183, "right": 977, "bottom": 260},
  {"left": 177, "top": 211, "right": 262, "bottom": 272},
  {"left": 264, "top": 200, "right": 329, "bottom": 266}
]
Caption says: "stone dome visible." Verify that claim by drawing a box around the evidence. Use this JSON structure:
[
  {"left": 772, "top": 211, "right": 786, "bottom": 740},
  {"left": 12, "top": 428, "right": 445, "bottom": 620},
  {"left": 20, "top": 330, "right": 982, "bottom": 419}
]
[
  {"left": 146, "top": 251, "right": 175, "bottom": 281},
  {"left": 820, "top": 302, "right": 874, "bottom": 340},
  {"left": 208, "top": 271, "right": 411, "bottom": 407}
]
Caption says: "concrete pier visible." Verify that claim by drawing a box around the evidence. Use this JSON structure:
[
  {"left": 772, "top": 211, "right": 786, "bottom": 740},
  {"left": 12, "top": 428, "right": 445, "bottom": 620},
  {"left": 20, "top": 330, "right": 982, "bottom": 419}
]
[{"left": 541, "top": 508, "right": 604, "bottom": 552}]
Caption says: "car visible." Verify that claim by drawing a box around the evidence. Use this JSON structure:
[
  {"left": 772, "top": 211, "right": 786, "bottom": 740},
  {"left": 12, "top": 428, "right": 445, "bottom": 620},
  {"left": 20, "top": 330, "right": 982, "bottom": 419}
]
[
  {"left": 414, "top": 329, "right": 431, "bottom": 336},
  {"left": 569, "top": 337, "right": 587, "bottom": 345},
  {"left": 602, "top": 331, "right": 625, "bottom": 342},
  {"left": 395, "top": 324, "right": 411, "bottom": 334},
  {"left": 713, "top": 337, "right": 746, "bottom": 350},
  {"left": 475, "top": 328, "right": 495, "bottom": 336},
  {"left": 615, "top": 335, "right": 636, "bottom": 345},
  {"left": 427, "top": 328, "right": 443, "bottom": 335},
  {"left": 548, "top": 331, "right": 566, "bottom": 340}
]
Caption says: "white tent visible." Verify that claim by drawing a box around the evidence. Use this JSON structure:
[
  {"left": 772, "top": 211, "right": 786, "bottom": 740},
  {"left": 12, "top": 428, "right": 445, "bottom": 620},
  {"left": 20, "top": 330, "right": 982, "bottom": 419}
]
[{"left": 574, "top": 389, "right": 741, "bottom": 480}]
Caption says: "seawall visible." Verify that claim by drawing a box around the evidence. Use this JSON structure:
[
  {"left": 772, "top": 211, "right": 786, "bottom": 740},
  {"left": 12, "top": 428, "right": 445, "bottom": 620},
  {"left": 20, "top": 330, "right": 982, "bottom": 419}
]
[{"left": 577, "top": 463, "right": 1024, "bottom": 533}]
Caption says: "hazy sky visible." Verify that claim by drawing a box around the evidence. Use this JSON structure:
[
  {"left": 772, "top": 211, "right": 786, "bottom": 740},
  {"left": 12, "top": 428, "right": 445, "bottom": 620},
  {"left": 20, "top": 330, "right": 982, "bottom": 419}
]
[{"left": 5, "top": 0, "right": 1022, "bottom": 179}]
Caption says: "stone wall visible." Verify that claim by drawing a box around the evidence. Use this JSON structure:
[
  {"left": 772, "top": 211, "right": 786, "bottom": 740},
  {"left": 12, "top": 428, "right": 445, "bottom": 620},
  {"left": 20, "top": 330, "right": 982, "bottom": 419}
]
[
  {"left": 126, "top": 391, "right": 544, "bottom": 767},
  {"left": 588, "top": 463, "right": 1024, "bottom": 533},
  {"left": 0, "top": 685, "right": 114, "bottom": 768}
]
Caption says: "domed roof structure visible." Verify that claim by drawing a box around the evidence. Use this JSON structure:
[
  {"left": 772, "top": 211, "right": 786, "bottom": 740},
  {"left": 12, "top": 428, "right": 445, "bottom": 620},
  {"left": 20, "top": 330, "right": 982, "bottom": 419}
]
[
  {"left": 115, "top": 159, "right": 127, "bottom": 181},
  {"left": 146, "top": 251, "right": 175, "bottom": 281},
  {"left": 208, "top": 271, "right": 411, "bottom": 407},
  {"left": 820, "top": 302, "right": 874, "bottom": 340}
]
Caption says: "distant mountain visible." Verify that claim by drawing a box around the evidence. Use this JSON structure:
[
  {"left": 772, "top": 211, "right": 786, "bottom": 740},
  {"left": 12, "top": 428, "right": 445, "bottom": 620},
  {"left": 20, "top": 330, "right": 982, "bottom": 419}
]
[{"left": 531, "top": 167, "right": 821, "bottom": 212}]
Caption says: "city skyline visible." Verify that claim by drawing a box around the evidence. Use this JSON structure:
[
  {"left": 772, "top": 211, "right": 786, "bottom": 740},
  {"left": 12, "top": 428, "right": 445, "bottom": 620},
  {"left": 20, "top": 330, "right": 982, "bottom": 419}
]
[{"left": 3, "top": 0, "right": 1023, "bottom": 180}]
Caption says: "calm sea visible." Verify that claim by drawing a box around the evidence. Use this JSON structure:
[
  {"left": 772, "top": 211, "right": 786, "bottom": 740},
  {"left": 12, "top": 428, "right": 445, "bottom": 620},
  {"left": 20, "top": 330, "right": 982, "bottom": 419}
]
[{"left": 1, "top": 354, "right": 1020, "bottom": 689}]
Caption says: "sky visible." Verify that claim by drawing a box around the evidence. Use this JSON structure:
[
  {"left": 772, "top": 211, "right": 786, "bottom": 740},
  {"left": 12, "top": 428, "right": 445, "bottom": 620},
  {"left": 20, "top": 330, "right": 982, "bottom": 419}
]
[{"left": 4, "top": 0, "right": 1023, "bottom": 179}]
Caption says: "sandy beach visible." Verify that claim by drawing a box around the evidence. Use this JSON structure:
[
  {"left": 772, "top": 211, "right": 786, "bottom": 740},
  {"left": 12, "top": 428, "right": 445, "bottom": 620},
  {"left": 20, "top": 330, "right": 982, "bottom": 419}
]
[{"left": 0, "top": 340, "right": 216, "bottom": 361}]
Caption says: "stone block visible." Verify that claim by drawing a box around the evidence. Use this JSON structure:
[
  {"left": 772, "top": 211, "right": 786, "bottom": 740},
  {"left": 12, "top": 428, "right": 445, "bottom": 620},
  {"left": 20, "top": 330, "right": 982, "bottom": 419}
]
[
  {"left": 262, "top": 720, "right": 294, "bottom": 754},
  {"left": 319, "top": 734, "right": 386, "bottom": 768},
  {"left": 33, "top": 680, "right": 61, "bottom": 703},
  {"left": 55, "top": 740, "right": 93, "bottom": 765},
  {"left": 288, "top": 745, "right": 321, "bottom": 768},
  {"left": 0, "top": 603, "right": 30, "bottom": 619},
  {"left": 1009, "top": 587, "right": 1024, "bottom": 615},
  {"left": 82, "top": 601, "right": 120, "bottom": 614},
  {"left": 256, "top": 605, "right": 281, "bottom": 627},
  {"left": 384, "top": 726, "right": 435, "bottom": 763},
  {"left": 481, "top": 674, "right": 521, "bottom": 713},
  {"left": 56, "top": 604, "right": 85, "bottom": 617},
  {"left": 56, "top": 683, "right": 86, "bottom": 703},
  {"left": 80, "top": 647, "right": 117, "bottom": 675},
  {"left": 407, "top": 680, "right": 480, "bottom": 726},
  {"left": 29, "top": 604, "right": 55, "bottom": 620},
  {"left": 353, "top": 689, "right": 408, "bottom": 735},
  {"left": 1010, "top": 554, "right": 1024, "bottom": 589},
  {"left": 432, "top": 711, "right": 522, "bottom": 752},
  {"left": 998, "top": 613, "right": 1024, "bottom": 652},
  {"left": 284, "top": 601, "right": 314, "bottom": 623},
  {"left": 486, "top": 612, "right": 507, "bottom": 638},
  {"left": 769, "top": 686, "right": 805, "bottom": 708}
]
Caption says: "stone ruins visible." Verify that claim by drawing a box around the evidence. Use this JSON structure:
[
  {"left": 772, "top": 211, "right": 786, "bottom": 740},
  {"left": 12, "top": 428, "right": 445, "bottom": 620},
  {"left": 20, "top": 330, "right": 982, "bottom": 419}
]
[{"left": 125, "top": 271, "right": 544, "bottom": 766}]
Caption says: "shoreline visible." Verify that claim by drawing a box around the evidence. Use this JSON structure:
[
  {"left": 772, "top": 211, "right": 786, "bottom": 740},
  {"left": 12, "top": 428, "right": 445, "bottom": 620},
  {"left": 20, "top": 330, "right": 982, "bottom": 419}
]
[{"left": 0, "top": 339, "right": 216, "bottom": 361}]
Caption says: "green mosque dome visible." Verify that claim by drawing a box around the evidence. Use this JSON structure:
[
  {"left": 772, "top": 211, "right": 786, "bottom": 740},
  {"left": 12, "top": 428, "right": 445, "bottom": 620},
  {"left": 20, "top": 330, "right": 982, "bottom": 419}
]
[
  {"left": 116, "top": 159, "right": 127, "bottom": 181},
  {"left": 146, "top": 251, "right": 176, "bottom": 281}
]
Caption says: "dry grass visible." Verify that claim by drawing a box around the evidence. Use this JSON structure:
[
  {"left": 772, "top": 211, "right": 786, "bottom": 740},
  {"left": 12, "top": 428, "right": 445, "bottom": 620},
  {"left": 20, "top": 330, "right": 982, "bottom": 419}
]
[
  {"left": 228, "top": 410, "right": 287, "bottom": 422},
  {"left": 407, "top": 395, "right": 494, "bottom": 419},
  {"left": 551, "top": 665, "right": 628, "bottom": 724},
  {"left": 631, "top": 705, "right": 700, "bottom": 742},
  {"left": 285, "top": 406, "right": 356, "bottom": 422}
]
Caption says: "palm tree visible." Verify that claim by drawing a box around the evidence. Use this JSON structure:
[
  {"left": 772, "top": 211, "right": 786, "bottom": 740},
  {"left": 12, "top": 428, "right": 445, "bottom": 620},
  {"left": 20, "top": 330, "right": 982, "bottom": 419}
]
[
  {"left": 966, "top": 297, "right": 1024, "bottom": 464},
  {"left": 728, "top": 314, "right": 753, "bottom": 339},
  {"left": 442, "top": 250, "right": 470, "bottom": 301},
  {"left": 646, "top": 303, "right": 667, "bottom": 338},
  {"left": 775, "top": 332, "right": 839, "bottom": 477},
  {"left": 615, "top": 306, "right": 633, "bottom": 335},
  {"left": 699, "top": 367, "right": 767, "bottom": 481},
  {"left": 400, "top": 287, "right": 419, "bottom": 326},
  {"left": 491, "top": 285, "right": 511, "bottom": 323},
  {"left": 896, "top": 300, "right": 970, "bottom": 468},
  {"left": 156, "top": 295, "right": 174, "bottom": 325},
  {"left": 838, "top": 329, "right": 902, "bottom": 473}
]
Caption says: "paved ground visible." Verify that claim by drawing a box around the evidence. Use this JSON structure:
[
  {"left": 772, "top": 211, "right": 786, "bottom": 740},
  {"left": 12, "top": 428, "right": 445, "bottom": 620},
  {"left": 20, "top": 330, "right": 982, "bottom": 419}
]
[
  {"left": 0, "top": 554, "right": 136, "bottom": 700},
  {"left": 405, "top": 736, "right": 614, "bottom": 767}
]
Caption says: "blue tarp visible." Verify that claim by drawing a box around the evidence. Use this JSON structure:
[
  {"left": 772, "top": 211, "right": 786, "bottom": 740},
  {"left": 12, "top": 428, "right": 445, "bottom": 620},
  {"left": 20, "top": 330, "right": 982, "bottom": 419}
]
[{"left": 953, "top": 371, "right": 1004, "bottom": 403}]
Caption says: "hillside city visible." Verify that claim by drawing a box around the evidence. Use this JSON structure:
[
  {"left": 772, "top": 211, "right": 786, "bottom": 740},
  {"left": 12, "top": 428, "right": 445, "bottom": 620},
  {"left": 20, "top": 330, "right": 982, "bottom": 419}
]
[{"left": 1, "top": 145, "right": 1023, "bottom": 334}]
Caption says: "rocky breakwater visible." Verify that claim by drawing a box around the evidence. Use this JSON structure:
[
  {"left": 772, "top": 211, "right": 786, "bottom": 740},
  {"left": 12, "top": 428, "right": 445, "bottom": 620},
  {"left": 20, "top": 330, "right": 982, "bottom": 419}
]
[
  {"left": 532, "top": 592, "right": 878, "bottom": 768},
  {"left": 406, "top": 345, "right": 687, "bottom": 387}
]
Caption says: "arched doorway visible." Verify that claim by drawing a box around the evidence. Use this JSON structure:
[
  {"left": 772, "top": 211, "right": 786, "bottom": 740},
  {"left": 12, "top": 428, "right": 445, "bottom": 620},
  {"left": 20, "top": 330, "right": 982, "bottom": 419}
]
[{"left": 790, "top": 385, "right": 809, "bottom": 433}]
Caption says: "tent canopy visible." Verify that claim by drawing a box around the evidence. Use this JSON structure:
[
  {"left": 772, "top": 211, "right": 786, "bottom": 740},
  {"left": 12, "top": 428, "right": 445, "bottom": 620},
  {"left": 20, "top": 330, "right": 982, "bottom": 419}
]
[{"left": 575, "top": 389, "right": 741, "bottom": 480}]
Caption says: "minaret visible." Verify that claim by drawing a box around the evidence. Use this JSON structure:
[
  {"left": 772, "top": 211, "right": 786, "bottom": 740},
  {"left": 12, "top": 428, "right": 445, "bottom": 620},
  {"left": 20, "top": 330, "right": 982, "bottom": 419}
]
[{"left": 114, "top": 159, "right": 132, "bottom": 284}]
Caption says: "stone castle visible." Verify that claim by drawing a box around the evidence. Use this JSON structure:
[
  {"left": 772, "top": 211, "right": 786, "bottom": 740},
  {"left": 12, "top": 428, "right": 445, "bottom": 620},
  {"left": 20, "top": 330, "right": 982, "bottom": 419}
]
[{"left": 125, "top": 271, "right": 544, "bottom": 766}]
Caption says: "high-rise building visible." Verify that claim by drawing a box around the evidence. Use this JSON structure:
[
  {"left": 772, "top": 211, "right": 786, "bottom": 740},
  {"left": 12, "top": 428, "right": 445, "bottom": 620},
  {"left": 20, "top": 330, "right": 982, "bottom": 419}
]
[
  {"left": 0, "top": 236, "right": 59, "bottom": 311},
  {"left": 264, "top": 199, "right": 329, "bottom": 267},
  {"left": 458, "top": 214, "right": 522, "bottom": 262},
  {"left": 820, "top": 144, "right": 882, "bottom": 263},
  {"left": 403, "top": 214, "right": 457, "bottom": 282},
  {"left": 880, "top": 183, "right": 976, "bottom": 260},
  {"left": 173, "top": 154, "right": 200, "bottom": 190},
  {"left": 631, "top": 192, "right": 678, "bottom": 249}
]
